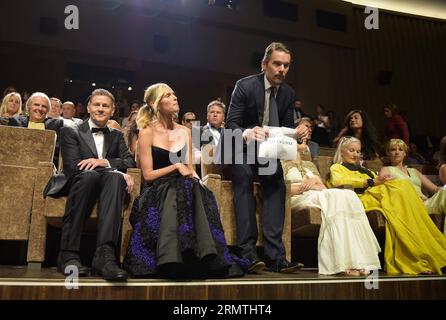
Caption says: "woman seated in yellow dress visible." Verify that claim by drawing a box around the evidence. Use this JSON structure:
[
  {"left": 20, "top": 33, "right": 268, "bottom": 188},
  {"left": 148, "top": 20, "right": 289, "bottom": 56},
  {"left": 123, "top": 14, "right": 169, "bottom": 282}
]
[
  {"left": 328, "top": 136, "right": 446, "bottom": 275},
  {"left": 282, "top": 153, "right": 381, "bottom": 276},
  {"left": 380, "top": 139, "right": 446, "bottom": 223}
]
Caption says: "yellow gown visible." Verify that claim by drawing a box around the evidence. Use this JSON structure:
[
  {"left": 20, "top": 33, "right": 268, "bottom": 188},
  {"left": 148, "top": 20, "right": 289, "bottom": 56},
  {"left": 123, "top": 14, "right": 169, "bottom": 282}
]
[{"left": 328, "top": 163, "right": 446, "bottom": 275}]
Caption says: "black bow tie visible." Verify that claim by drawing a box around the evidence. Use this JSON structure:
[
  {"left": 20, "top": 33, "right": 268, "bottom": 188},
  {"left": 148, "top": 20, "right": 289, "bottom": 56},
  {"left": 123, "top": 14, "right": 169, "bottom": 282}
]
[{"left": 91, "top": 127, "right": 109, "bottom": 134}]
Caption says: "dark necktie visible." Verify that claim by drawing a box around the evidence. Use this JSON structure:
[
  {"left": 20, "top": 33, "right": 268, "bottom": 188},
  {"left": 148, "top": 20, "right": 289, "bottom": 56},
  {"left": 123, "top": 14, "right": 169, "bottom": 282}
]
[
  {"left": 91, "top": 127, "right": 109, "bottom": 134},
  {"left": 269, "top": 87, "right": 279, "bottom": 126}
]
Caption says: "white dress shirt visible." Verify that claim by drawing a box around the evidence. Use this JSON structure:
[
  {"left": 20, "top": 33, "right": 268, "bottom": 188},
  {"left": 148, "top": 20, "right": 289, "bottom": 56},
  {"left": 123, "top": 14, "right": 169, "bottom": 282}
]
[
  {"left": 88, "top": 119, "right": 111, "bottom": 167},
  {"left": 205, "top": 123, "right": 222, "bottom": 146}
]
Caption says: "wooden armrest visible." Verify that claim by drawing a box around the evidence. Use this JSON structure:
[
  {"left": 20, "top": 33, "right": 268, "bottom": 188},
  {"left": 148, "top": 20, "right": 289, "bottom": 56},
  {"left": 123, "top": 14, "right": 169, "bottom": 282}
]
[
  {"left": 202, "top": 173, "right": 222, "bottom": 182},
  {"left": 126, "top": 168, "right": 142, "bottom": 199},
  {"left": 127, "top": 168, "right": 141, "bottom": 175}
]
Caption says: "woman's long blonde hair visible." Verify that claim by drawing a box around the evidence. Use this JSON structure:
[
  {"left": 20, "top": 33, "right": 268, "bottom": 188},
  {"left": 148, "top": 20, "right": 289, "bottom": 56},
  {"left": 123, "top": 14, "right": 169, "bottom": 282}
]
[
  {"left": 137, "top": 83, "right": 171, "bottom": 129},
  {"left": 0, "top": 92, "right": 22, "bottom": 116},
  {"left": 333, "top": 136, "right": 361, "bottom": 164}
]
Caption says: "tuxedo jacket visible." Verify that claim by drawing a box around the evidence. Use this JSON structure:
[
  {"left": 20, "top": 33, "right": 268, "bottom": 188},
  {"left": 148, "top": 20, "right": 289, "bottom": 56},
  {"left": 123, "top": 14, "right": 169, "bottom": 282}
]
[
  {"left": 44, "top": 120, "right": 136, "bottom": 197},
  {"left": 191, "top": 124, "right": 221, "bottom": 151},
  {"left": 8, "top": 116, "right": 64, "bottom": 166}
]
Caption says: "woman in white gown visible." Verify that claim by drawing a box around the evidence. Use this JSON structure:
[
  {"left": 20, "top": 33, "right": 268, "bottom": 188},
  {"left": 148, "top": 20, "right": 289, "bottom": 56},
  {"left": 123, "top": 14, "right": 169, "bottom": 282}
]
[{"left": 282, "top": 155, "right": 381, "bottom": 275}]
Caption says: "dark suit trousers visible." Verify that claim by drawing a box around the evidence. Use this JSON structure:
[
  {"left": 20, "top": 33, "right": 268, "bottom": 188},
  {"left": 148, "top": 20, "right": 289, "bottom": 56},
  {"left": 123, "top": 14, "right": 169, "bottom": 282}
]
[
  {"left": 231, "top": 160, "right": 286, "bottom": 261},
  {"left": 60, "top": 170, "right": 126, "bottom": 252}
]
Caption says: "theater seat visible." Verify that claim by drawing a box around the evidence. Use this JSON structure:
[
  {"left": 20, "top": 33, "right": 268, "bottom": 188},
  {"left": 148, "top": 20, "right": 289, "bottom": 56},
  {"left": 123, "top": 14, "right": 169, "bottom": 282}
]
[{"left": 0, "top": 126, "right": 57, "bottom": 263}]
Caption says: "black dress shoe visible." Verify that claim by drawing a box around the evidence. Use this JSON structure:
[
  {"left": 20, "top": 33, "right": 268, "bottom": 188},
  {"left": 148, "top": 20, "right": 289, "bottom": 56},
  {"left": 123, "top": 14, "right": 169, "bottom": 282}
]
[
  {"left": 91, "top": 244, "right": 128, "bottom": 281},
  {"left": 57, "top": 251, "right": 90, "bottom": 276},
  {"left": 265, "top": 258, "right": 304, "bottom": 273},
  {"left": 226, "top": 264, "right": 245, "bottom": 278},
  {"left": 247, "top": 260, "right": 266, "bottom": 274}
]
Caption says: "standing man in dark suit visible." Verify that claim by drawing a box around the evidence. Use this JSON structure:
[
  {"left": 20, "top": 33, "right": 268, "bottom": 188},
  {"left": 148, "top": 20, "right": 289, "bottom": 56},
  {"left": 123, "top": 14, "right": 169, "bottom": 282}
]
[
  {"left": 225, "top": 42, "right": 309, "bottom": 273},
  {"left": 44, "top": 89, "right": 136, "bottom": 281},
  {"left": 6, "top": 92, "right": 64, "bottom": 167}
]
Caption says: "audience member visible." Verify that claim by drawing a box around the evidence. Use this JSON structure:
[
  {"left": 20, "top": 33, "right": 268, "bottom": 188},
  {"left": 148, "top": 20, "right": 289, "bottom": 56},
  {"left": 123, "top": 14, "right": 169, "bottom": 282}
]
[
  {"left": 406, "top": 142, "right": 428, "bottom": 165},
  {"left": 311, "top": 105, "right": 330, "bottom": 146},
  {"left": 121, "top": 101, "right": 141, "bottom": 128},
  {"left": 123, "top": 83, "right": 245, "bottom": 278},
  {"left": 4, "top": 92, "right": 63, "bottom": 167},
  {"left": 48, "top": 97, "right": 62, "bottom": 119},
  {"left": 225, "top": 42, "right": 308, "bottom": 273},
  {"left": 44, "top": 88, "right": 135, "bottom": 281},
  {"left": 383, "top": 103, "right": 410, "bottom": 144},
  {"left": 328, "top": 136, "right": 446, "bottom": 274},
  {"left": 292, "top": 98, "right": 311, "bottom": 126},
  {"left": 315, "top": 104, "right": 330, "bottom": 129},
  {"left": 61, "top": 101, "right": 83, "bottom": 128},
  {"left": 0, "top": 92, "right": 22, "bottom": 117},
  {"left": 333, "top": 109, "right": 380, "bottom": 160},
  {"left": 181, "top": 111, "right": 197, "bottom": 129},
  {"left": 296, "top": 117, "right": 319, "bottom": 160},
  {"left": 124, "top": 111, "right": 139, "bottom": 158},
  {"left": 201, "top": 100, "right": 225, "bottom": 147},
  {"left": 76, "top": 102, "right": 87, "bottom": 119},
  {"left": 380, "top": 138, "right": 445, "bottom": 220}
]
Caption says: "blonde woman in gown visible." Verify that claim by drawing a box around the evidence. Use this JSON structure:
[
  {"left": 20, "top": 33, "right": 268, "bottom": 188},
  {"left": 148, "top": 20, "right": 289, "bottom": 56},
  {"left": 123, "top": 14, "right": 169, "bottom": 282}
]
[
  {"left": 380, "top": 139, "right": 446, "bottom": 224},
  {"left": 282, "top": 154, "right": 381, "bottom": 275},
  {"left": 328, "top": 136, "right": 446, "bottom": 275}
]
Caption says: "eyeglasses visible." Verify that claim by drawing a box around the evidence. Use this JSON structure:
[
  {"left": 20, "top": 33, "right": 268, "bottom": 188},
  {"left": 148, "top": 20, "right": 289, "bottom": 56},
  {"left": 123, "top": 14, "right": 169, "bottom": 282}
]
[{"left": 185, "top": 119, "right": 196, "bottom": 123}]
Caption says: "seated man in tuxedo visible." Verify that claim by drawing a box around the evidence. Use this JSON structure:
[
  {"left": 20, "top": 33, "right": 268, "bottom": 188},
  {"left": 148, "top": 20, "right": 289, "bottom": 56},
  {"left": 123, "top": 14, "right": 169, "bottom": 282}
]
[
  {"left": 201, "top": 99, "right": 225, "bottom": 147},
  {"left": 4, "top": 92, "right": 64, "bottom": 167},
  {"left": 44, "top": 89, "right": 136, "bottom": 281},
  {"left": 225, "top": 42, "right": 309, "bottom": 273}
]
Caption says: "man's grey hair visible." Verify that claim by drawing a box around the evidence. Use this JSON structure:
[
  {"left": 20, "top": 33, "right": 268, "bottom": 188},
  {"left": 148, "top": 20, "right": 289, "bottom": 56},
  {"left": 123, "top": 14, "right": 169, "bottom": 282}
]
[{"left": 207, "top": 100, "right": 226, "bottom": 113}]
